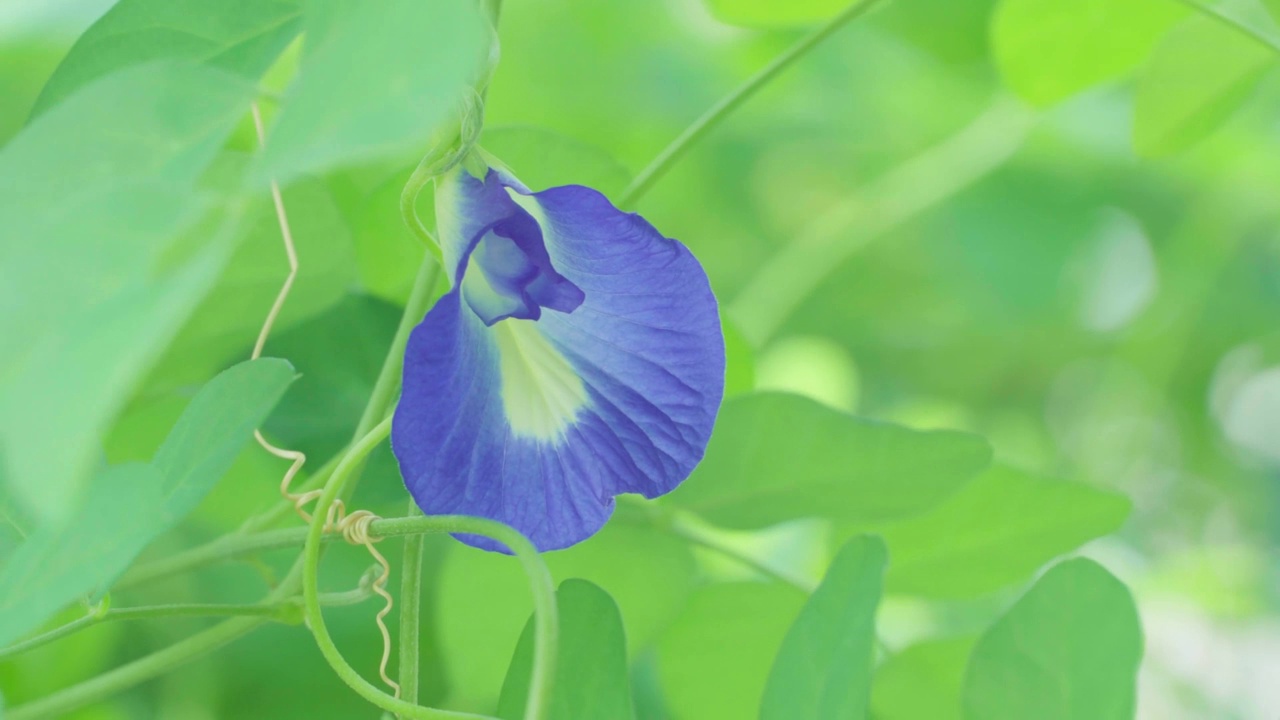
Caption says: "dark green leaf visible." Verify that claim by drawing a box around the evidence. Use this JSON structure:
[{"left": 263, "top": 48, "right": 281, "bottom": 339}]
[
  {"left": 874, "top": 465, "right": 1131, "bottom": 598},
  {"left": 30, "top": 0, "right": 302, "bottom": 118},
  {"left": 262, "top": 295, "right": 402, "bottom": 462},
  {"left": 0, "top": 61, "right": 256, "bottom": 524},
  {"left": 497, "top": 580, "right": 635, "bottom": 720},
  {"left": 963, "top": 558, "right": 1143, "bottom": 720},
  {"left": 668, "top": 393, "right": 992, "bottom": 529},
  {"left": 1134, "top": 15, "right": 1275, "bottom": 157},
  {"left": 657, "top": 583, "right": 807, "bottom": 720},
  {"left": 871, "top": 637, "right": 975, "bottom": 720},
  {"left": 992, "top": 0, "right": 1185, "bottom": 105},
  {"left": 760, "top": 535, "right": 887, "bottom": 720},
  {"left": 257, "top": 0, "right": 488, "bottom": 185}
]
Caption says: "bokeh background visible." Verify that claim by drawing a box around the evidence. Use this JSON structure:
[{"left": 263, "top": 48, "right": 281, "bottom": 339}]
[{"left": 2, "top": 0, "right": 1279, "bottom": 718}]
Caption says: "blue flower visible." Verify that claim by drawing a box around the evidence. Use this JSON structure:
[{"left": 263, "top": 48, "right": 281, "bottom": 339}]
[{"left": 391, "top": 163, "right": 725, "bottom": 551}]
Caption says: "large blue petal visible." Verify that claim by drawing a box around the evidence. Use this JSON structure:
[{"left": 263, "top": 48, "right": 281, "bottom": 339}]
[{"left": 393, "top": 167, "right": 724, "bottom": 551}]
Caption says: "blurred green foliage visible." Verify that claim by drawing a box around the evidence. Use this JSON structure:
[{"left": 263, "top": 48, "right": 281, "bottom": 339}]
[{"left": 1, "top": 0, "right": 1279, "bottom": 718}]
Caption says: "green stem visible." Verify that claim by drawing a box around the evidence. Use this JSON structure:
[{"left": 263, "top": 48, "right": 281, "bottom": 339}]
[
  {"left": 0, "top": 589, "right": 373, "bottom": 664},
  {"left": 118, "top": 527, "right": 312, "bottom": 590},
  {"left": 353, "top": 516, "right": 559, "bottom": 720},
  {"left": 6, "top": 615, "right": 267, "bottom": 720},
  {"left": 355, "top": 255, "right": 440, "bottom": 443},
  {"left": 398, "top": 502, "right": 427, "bottom": 707},
  {"left": 618, "top": 0, "right": 889, "bottom": 208},
  {"left": 1172, "top": 0, "right": 1280, "bottom": 56},
  {"left": 302, "top": 424, "right": 557, "bottom": 720}
]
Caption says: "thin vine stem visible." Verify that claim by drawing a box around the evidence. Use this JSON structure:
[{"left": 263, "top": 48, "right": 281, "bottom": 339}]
[{"left": 618, "top": 0, "right": 890, "bottom": 207}]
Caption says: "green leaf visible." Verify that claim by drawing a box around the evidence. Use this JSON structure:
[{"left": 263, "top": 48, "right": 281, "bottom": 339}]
[
  {"left": 0, "top": 61, "right": 256, "bottom": 524},
  {"left": 437, "top": 521, "right": 696, "bottom": 709},
  {"left": 262, "top": 295, "right": 402, "bottom": 463},
  {"left": 483, "top": 125, "right": 632, "bottom": 200},
  {"left": 963, "top": 558, "right": 1143, "bottom": 720},
  {"left": 1133, "top": 15, "right": 1275, "bottom": 157},
  {"left": 760, "top": 536, "right": 887, "bottom": 720},
  {"left": 497, "top": 580, "right": 635, "bottom": 720},
  {"left": 0, "top": 463, "right": 166, "bottom": 646},
  {"left": 152, "top": 358, "right": 296, "bottom": 521},
  {"left": 724, "top": 319, "right": 757, "bottom": 398},
  {"left": 0, "top": 359, "right": 293, "bottom": 645},
  {"left": 256, "top": 0, "right": 488, "bottom": 185},
  {"left": 349, "top": 169, "right": 430, "bottom": 306},
  {"left": 30, "top": 0, "right": 302, "bottom": 118},
  {"left": 657, "top": 583, "right": 807, "bottom": 720},
  {"left": 667, "top": 393, "right": 992, "bottom": 529},
  {"left": 872, "top": 465, "right": 1131, "bottom": 599},
  {"left": 871, "top": 637, "right": 975, "bottom": 720},
  {"left": 704, "top": 0, "right": 848, "bottom": 28},
  {"left": 992, "top": 0, "right": 1185, "bottom": 105}
]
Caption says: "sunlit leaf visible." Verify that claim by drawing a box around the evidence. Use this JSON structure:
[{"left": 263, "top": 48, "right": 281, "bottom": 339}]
[
  {"left": 704, "top": 0, "right": 849, "bottom": 28},
  {"left": 256, "top": 0, "right": 488, "bottom": 185},
  {"left": 0, "top": 359, "right": 293, "bottom": 645},
  {"left": 871, "top": 637, "right": 975, "bottom": 720},
  {"left": 482, "top": 125, "right": 632, "bottom": 200},
  {"left": 963, "top": 558, "right": 1143, "bottom": 720},
  {"left": 30, "top": 0, "right": 301, "bottom": 118},
  {"left": 992, "top": 0, "right": 1184, "bottom": 105},
  {"left": 760, "top": 535, "right": 886, "bottom": 720},
  {"left": 1133, "top": 15, "right": 1275, "bottom": 157},
  {"left": 657, "top": 582, "right": 806, "bottom": 720},
  {"left": 871, "top": 465, "right": 1130, "bottom": 598},
  {"left": 667, "top": 393, "right": 992, "bottom": 529},
  {"left": 724, "top": 319, "right": 757, "bottom": 398},
  {"left": 497, "top": 580, "right": 635, "bottom": 720},
  {"left": 0, "top": 61, "right": 256, "bottom": 524}
]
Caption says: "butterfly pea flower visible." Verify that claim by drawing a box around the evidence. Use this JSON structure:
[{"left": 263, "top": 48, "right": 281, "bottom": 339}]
[{"left": 391, "top": 161, "right": 725, "bottom": 551}]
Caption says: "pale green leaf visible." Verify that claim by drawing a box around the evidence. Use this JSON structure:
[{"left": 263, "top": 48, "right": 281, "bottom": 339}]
[
  {"left": 482, "top": 125, "right": 632, "bottom": 200},
  {"left": 0, "top": 61, "right": 256, "bottom": 523},
  {"left": 992, "top": 0, "right": 1185, "bottom": 105},
  {"left": 657, "top": 583, "right": 807, "bottom": 720},
  {"left": 705, "top": 0, "right": 848, "bottom": 28},
  {"left": 152, "top": 358, "right": 296, "bottom": 521},
  {"left": 0, "top": 359, "right": 293, "bottom": 644},
  {"left": 256, "top": 0, "right": 489, "bottom": 185},
  {"left": 437, "top": 521, "right": 696, "bottom": 709},
  {"left": 0, "top": 463, "right": 166, "bottom": 646},
  {"left": 497, "top": 580, "right": 635, "bottom": 720},
  {"left": 30, "top": 0, "right": 302, "bottom": 118},
  {"left": 1134, "top": 15, "right": 1276, "bottom": 157},
  {"left": 760, "top": 536, "right": 887, "bottom": 720},
  {"left": 963, "top": 558, "right": 1143, "bottom": 720},
  {"left": 667, "top": 393, "right": 992, "bottom": 529},
  {"left": 871, "top": 637, "right": 975, "bottom": 720},
  {"left": 873, "top": 465, "right": 1130, "bottom": 598}
]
